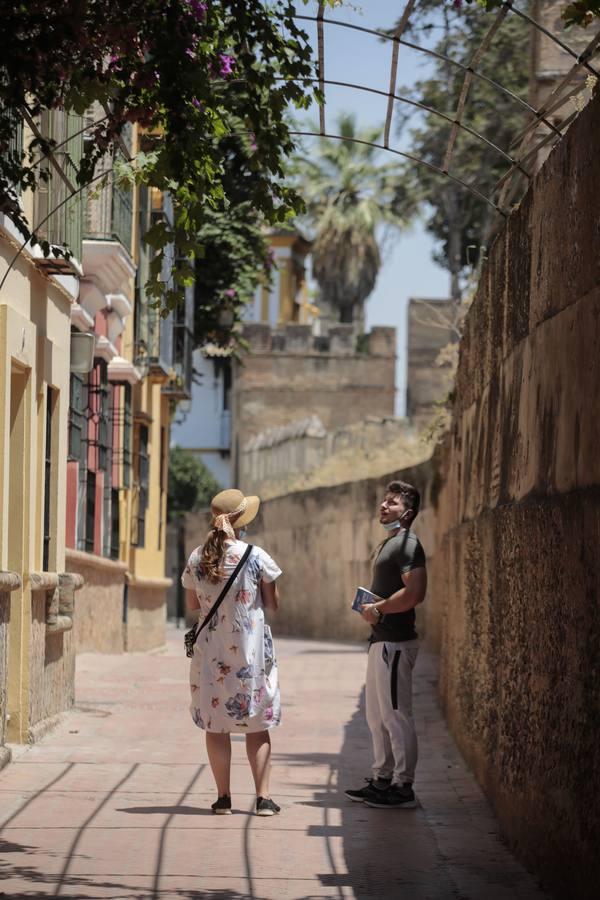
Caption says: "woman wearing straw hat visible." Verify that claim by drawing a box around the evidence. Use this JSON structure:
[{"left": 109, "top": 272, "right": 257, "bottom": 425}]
[{"left": 181, "top": 489, "right": 282, "bottom": 816}]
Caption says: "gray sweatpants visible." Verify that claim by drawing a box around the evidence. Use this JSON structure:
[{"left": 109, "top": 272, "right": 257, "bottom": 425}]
[{"left": 365, "top": 639, "right": 419, "bottom": 785}]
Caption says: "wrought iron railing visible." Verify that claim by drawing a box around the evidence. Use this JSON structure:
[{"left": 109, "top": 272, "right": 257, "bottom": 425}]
[
  {"left": 33, "top": 110, "right": 83, "bottom": 261},
  {"left": 169, "top": 322, "right": 193, "bottom": 398},
  {"left": 83, "top": 162, "right": 132, "bottom": 251}
]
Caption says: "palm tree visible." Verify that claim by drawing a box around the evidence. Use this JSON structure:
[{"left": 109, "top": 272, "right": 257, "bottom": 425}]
[{"left": 292, "top": 113, "right": 413, "bottom": 325}]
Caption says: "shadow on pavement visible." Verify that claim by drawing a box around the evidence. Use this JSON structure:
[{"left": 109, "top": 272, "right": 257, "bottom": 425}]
[{"left": 275, "top": 685, "right": 457, "bottom": 900}]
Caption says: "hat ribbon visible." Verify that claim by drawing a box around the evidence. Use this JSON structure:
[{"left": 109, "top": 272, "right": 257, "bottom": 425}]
[{"left": 213, "top": 498, "right": 248, "bottom": 539}]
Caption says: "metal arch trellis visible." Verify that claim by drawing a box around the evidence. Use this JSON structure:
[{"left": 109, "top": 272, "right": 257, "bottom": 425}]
[
  {"left": 2, "top": 0, "right": 600, "bottom": 294},
  {"left": 297, "top": 0, "right": 600, "bottom": 210}
]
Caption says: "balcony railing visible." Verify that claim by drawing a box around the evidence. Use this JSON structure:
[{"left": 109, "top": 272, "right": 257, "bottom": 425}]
[
  {"left": 33, "top": 110, "right": 83, "bottom": 263},
  {"left": 83, "top": 165, "right": 132, "bottom": 252},
  {"left": 162, "top": 322, "right": 193, "bottom": 399},
  {"left": 5, "top": 115, "right": 24, "bottom": 192}
]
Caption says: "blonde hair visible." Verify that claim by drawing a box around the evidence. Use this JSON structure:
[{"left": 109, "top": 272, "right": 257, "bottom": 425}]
[
  {"left": 200, "top": 526, "right": 229, "bottom": 583},
  {"left": 200, "top": 503, "right": 246, "bottom": 582}
]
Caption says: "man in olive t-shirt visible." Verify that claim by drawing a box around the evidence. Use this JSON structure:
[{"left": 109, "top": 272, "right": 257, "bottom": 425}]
[{"left": 344, "top": 480, "right": 427, "bottom": 810}]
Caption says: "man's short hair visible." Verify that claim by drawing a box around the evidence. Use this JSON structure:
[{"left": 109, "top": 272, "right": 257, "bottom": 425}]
[{"left": 386, "top": 480, "right": 420, "bottom": 519}]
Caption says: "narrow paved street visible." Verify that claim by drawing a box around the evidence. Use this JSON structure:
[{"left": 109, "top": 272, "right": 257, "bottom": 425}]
[{"left": 0, "top": 627, "right": 548, "bottom": 900}]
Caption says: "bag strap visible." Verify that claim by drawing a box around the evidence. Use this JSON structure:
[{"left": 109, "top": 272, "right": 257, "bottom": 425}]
[{"left": 190, "top": 544, "right": 253, "bottom": 650}]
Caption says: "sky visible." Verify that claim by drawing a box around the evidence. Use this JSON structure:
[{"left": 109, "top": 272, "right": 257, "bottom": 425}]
[{"left": 298, "top": 0, "right": 450, "bottom": 415}]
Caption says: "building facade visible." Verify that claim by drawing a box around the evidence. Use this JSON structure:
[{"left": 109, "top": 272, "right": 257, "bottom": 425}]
[
  {"left": 170, "top": 228, "right": 312, "bottom": 486},
  {"left": 1, "top": 112, "right": 192, "bottom": 764},
  {"left": 0, "top": 111, "right": 85, "bottom": 751}
]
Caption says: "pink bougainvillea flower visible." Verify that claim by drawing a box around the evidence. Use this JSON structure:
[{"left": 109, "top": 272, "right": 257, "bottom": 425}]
[
  {"left": 224, "top": 288, "right": 236, "bottom": 298},
  {"left": 189, "top": 0, "right": 207, "bottom": 19},
  {"left": 219, "top": 53, "right": 235, "bottom": 76}
]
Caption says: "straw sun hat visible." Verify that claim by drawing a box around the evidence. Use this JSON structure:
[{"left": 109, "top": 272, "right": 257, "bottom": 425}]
[{"left": 210, "top": 489, "right": 260, "bottom": 537}]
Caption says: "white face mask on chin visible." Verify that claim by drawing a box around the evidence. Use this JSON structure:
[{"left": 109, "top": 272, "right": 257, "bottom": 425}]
[{"left": 382, "top": 519, "right": 402, "bottom": 532}]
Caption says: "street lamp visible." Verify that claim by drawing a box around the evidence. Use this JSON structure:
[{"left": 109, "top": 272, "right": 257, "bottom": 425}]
[{"left": 70, "top": 332, "right": 96, "bottom": 373}]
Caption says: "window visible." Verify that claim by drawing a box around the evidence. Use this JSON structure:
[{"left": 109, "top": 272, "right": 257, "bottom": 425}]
[
  {"left": 96, "top": 360, "right": 110, "bottom": 471},
  {"left": 133, "top": 424, "right": 149, "bottom": 548},
  {"left": 123, "top": 384, "right": 132, "bottom": 488},
  {"left": 158, "top": 426, "right": 166, "bottom": 550},
  {"left": 68, "top": 371, "right": 87, "bottom": 461},
  {"left": 43, "top": 387, "right": 54, "bottom": 571},
  {"left": 85, "top": 470, "right": 96, "bottom": 553},
  {"left": 110, "top": 488, "right": 120, "bottom": 560}
]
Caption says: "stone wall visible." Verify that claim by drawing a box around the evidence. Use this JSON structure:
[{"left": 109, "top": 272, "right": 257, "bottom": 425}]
[
  {"left": 67, "top": 550, "right": 128, "bottom": 654},
  {"left": 0, "top": 573, "right": 20, "bottom": 769},
  {"left": 244, "top": 88, "right": 600, "bottom": 899},
  {"left": 125, "top": 576, "right": 170, "bottom": 651},
  {"left": 231, "top": 323, "right": 396, "bottom": 481},
  {"left": 425, "top": 84, "right": 600, "bottom": 900},
  {"left": 28, "top": 593, "right": 77, "bottom": 742},
  {"left": 240, "top": 415, "right": 422, "bottom": 499},
  {"left": 406, "top": 297, "right": 457, "bottom": 426},
  {"left": 247, "top": 460, "right": 436, "bottom": 642}
]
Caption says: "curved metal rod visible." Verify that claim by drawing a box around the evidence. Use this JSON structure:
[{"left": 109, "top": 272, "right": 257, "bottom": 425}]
[
  {"left": 509, "top": 4, "right": 599, "bottom": 78},
  {"left": 288, "top": 130, "right": 508, "bottom": 216},
  {"left": 0, "top": 167, "right": 110, "bottom": 295},
  {"left": 294, "top": 14, "right": 563, "bottom": 137},
  {"left": 317, "top": 2, "right": 326, "bottom": 135},
  {"left": 384, "top": 0, "right": 417, "bottom": 148},
  {"left": 17, "top": 113, "right": 109, "bottom": 179},
  {"left": 1, "top": 122, "right": 515, "bottom": 298},
  {"left": 494, "top": 108, "right": 579, "bottom": 194},
  {"left": 442, "top": 3, "right": 511, "bottom": 175},
  {"left": 509, "top": 27, "right": 600, "bottom": 149},
  {"left": 278, "top": 76, "right": 530, "bottom": 176}
]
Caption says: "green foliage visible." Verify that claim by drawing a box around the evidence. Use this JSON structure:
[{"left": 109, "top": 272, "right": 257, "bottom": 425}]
[
  {"left": 561, "top": 0, "right": 600, "bottom": 27},
  {"left": 167, "top": 445, "right": 221, "bottom": 522},
  {"left": 457, "top": 0, "right": 600, "bottom": 29},
  {"left": 0, "top": 1, "right": 328, "bottom": 343},
  {"left": 290, "top": 112, "right": 415, "bottom": 323},
  {"left": 393, "top": 2, "right": 529, "bottom": 296}
]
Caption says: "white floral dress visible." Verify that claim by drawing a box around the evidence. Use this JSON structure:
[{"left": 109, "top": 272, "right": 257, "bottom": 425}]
[{"left": 181, "top": 540, "right": 282, "bottom": 734}]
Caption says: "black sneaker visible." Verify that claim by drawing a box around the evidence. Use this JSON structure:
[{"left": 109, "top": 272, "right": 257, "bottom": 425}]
[
  {"left": 211, "top": 794, "right": 232, "bottom": 815},
  {"left": 344, "top": 777, "right": 392, "bottom": 803},
  {"left": 256, "top": 796, "right": 281, "bottom": 816},
  {"left": 364, "top": 782, "right": 417, "bottom": 809}
]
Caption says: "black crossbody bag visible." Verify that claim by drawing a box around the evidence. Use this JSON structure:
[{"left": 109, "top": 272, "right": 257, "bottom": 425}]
[{"left": 184, "top": 544, "right": 253, "bottom": 658}]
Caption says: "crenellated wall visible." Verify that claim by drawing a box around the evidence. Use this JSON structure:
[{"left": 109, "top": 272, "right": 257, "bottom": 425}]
[{"left": 231, "top": 323, "right": 396, "bottom": 482}]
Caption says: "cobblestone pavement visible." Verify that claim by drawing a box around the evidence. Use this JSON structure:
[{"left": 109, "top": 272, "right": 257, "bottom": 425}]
[{"left": 0, "top": 626, "right": 549, "bottom": 900}]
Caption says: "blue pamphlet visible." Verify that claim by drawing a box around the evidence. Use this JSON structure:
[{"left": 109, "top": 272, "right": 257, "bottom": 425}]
[{"left": 352, "top": 586, "right": 378, "bottom": 612}]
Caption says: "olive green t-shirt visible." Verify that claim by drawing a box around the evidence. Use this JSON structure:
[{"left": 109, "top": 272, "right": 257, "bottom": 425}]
[{"left": 369, "top": 528, "right": 426, "bottom": 643}]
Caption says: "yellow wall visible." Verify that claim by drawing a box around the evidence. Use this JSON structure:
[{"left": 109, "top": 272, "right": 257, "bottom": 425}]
[{"left": 0, "top": 232, "right": 74, "bottom": 741}]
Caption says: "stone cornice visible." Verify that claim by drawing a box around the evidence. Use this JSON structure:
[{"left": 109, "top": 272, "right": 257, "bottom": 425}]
[
  {"left": 126, "top": 573, "right": 173, "bottom": 590},
  {"left": 65, "top": 547, "right": 128, "bottom": 574},
  {"left": 108, "top": 356, "right": 142, "bottom": 385},
  {"left": 0, "top": 571, "right": 22, "bottom": 592},
  {"left": 94, "top": 334, "right": 118, "bottom": 363}
]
